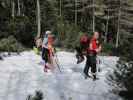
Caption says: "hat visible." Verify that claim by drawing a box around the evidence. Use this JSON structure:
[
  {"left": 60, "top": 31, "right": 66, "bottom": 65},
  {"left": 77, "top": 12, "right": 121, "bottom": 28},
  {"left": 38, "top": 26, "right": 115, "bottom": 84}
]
[{"left": 45, "top": 31, "right": 51, "bottom": 35}]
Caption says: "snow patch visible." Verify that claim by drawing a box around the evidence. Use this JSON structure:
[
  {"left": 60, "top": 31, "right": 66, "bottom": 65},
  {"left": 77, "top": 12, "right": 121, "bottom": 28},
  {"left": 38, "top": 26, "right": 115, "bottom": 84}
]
[{"left": 0, "top": 51, "right": 122, "bottom": 100}]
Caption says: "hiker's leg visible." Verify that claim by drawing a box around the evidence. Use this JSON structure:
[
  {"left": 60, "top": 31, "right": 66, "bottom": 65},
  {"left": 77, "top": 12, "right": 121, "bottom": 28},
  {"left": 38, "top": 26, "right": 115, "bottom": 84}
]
[
  {"left": 42, "top": 47, "right": 49, "bottom": 62},
  {"left": 42, "top": 47, "right": 45, "bottom": 60},
  {"left": 42, "top": 48, "right": 50, "bottom": 72},
  {"left": 90, "top": 55, "right": 97, "bottom": 79},
  {"left": 84, "top": 56, "right": 90, "bottom": 76}
]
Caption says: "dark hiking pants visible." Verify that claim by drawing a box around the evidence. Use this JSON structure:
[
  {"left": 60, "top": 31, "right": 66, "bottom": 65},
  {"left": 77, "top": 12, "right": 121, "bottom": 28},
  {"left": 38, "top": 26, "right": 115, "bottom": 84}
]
[
  {"left": 84, "top": 54, "right": 97, "bottom": 76},
  {"left": 42, "top": 47, "right": 49, "bottom": 63}
]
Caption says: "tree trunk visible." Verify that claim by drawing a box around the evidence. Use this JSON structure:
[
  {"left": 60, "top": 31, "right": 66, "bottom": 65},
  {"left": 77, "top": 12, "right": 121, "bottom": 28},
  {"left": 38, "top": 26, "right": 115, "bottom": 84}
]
[
  {"left": 59, "top": 0, "right": 62, "bottom": 17},
  {"left": 36, "top": 0, "right": 41, "bottom": 38},
  {"left": 105, "top": 9, "right": 109, "bottom": 43},
  {"left": 22, "top": 1, "right": 24, "bottom": 16},
  {"left": 116, "top": 0, "right": 121, "bottom": 48},
  {"left": 75, "top": 0, "right": 77, "bottom": 26},
  {"left": 92, "top": 0, "right": 95, "bottom": 32},
  {"left": 17, "top": 0, "right": 21, "bottom": 16},
  {"left": 12, "top": 0, "right": 15, "bottom": 18},
  {"left": 81, "top": 0, "right": 84, "bottom": 25}
]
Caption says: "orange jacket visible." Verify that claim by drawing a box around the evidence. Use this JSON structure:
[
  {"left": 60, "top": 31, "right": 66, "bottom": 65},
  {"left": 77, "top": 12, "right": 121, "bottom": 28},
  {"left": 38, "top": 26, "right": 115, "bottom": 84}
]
[
  {"left": 87, "top": 38, "right": 101, "bottom": 54},
  {"left": 48, "top": 35, "right": 55, "bottom": 56}
]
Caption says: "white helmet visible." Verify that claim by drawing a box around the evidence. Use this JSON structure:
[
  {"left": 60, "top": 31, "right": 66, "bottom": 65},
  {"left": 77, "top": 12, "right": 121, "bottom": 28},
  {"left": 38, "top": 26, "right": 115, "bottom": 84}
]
[{"left": 45, "top": 31, "right": 51, "bottom": 35}]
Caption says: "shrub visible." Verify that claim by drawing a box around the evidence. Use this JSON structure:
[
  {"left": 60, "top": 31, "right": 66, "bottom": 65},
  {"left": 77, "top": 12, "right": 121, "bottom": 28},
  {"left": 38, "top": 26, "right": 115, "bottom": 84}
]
[
  {"left": 26, "top": 90, "right": 43, "bottom": 100},
  {"left": 107, "top": 37, "right": 133, "bottom": 100},
  {"left": 107, "top": 60, "right": 133, "bottom": 100},
  {"left": 102, "top": 43, "right": 114, "bottom": 55},
  {"left": 63, "top": 24, "right": 81, "bottom": 50},
  {"left": 0, "top": 36, "right": 25, "bottom": 53}
]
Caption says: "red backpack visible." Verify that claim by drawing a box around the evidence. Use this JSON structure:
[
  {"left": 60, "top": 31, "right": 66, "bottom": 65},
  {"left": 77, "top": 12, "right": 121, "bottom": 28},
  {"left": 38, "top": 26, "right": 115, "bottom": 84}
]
[{"left": 80, "top": 34, "right": 90, "bottom": 45}]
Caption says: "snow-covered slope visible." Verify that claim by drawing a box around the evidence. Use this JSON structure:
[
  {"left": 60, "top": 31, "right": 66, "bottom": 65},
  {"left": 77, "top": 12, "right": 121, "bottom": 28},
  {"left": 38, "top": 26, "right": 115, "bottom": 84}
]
[{"left": 0, "top": 51, "right": 122, "bottom": 100}]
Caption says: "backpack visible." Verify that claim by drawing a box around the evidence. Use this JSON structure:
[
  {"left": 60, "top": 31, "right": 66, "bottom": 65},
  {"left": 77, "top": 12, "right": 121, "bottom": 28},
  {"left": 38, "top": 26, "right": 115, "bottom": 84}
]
[
  {"left": 80, "top": 35, "right": 89, "bottom": 44},
  {"left": 80, "top": 35, "right": 90, "bottom": 49}
]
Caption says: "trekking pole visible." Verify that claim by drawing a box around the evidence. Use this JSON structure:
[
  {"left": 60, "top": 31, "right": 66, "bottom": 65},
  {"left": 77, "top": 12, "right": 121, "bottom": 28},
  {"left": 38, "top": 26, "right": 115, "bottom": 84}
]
[
  {"left": 53, "top": 48, "right": 62, "bottom": 73},
  {"left": 55, "top": 58, "right": 62, "bottom": 73},
  {"left": 54, "top": 54, "right": 62, "bottom": 73},
  {"left": 97, "top": 56, "right": 101, "bottom": 72}
]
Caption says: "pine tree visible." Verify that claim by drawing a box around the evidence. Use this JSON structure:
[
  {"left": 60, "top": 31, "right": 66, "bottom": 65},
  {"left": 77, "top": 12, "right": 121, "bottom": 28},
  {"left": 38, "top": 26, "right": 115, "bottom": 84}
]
[
  {"left": 108, "top": 24, "right": 133, "bottom": 100},
  {"left": 105, "top": 1, "right": 133, "bottom": 99},
  {"left": 103, "top": 0, "right": 133, "bottom": 46}
]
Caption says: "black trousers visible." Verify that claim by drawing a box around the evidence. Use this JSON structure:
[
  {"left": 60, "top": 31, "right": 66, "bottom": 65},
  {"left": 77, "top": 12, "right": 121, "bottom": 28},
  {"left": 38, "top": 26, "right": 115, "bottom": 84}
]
[
  {"left": 84, "top": 54, "right": 97, "bottom": 76},
  {"left": 42, "top": 47, "right": 49, "bottom": 63}
]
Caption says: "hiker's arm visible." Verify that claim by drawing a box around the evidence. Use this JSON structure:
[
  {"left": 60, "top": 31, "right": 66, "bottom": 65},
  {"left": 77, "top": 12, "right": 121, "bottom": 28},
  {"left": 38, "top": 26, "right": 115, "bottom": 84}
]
[
  {"left": 89, "top": 43, "right": 93, "bottom": 50},
  {"left": 96, "top": 45, "right": 102, "bottom": 53},
  {"left": 90, "top": 42, "right": 102, "bottom": 53}
]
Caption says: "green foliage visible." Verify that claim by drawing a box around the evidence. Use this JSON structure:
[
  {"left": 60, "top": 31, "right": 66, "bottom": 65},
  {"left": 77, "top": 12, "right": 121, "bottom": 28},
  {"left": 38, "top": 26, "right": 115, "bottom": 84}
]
[
  {"left": 117, "top": 37, "right": 133, "bottom": 61},
  {"left": 0, "top": 0, "right": 133, "bottom": 52},
  {"left": 8, "top": 17, "right": 34, "bottom": 47},
  {"left": 27, "top": 90, "right": 43, "bottom": 100},
  {"left": 32, "top": 91, "right": 43, "bottom": 100},
  {"left": 102, "top": 43, "right": 114, "bottom": 55},
  {"left": 55, "top": 17, "right": 67, "bottom": 41},
  {"left": 0, "top": 36, "right": 25, "bottom": 52},
  {"left": 62, "top": 23, "right": 81, "bottom": 50},
  {"left": 108, "top": 37, "right": 133, "bottom": 99},
  {"left": 107, "top": 60, "right": 133, "bottom": 100},
  {"left": 40, "top": 0, "right": 57, "bottom": 32}
]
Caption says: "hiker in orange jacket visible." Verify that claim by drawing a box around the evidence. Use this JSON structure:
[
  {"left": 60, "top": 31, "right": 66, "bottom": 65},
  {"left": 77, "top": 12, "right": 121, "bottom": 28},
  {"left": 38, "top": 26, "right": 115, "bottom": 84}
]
[
  {"left": 84, "top": 32, "right": 102, "bottom": 80},
  {"left": 42, "top": 31, "right": 55, "bottom": 72}
]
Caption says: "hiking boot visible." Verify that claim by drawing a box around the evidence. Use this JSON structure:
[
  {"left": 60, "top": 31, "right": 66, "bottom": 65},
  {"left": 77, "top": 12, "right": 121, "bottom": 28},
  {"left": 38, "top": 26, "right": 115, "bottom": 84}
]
[
  {"left": 93, "top": 75, "right": 99, "bottom": 81},
  {"left": 84, "top": 73, "right": 90, "bottom": 79},
  {"left": 45, "top": 63, "right": 51, "bottom": 69},
  {"left": 44, "top": 67, "right": 48, "bottom": 72},
  {"left": 92, "top": 73, "right": 98, "bottom": 81},
  {"left": 84, "top": 75, "right": 88, "bottom": 79},
  {"left": 44, "top": 64, "right": 49, "bottom": 72},
  {"left": 45, "top": 65, "right": 50, "bottom": 69},
  {"left": 93, "top": 75, "right": 96, "bottom": 81},
  {"left": 0, "top": 56, "right": 3, "bottom": 60}
]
